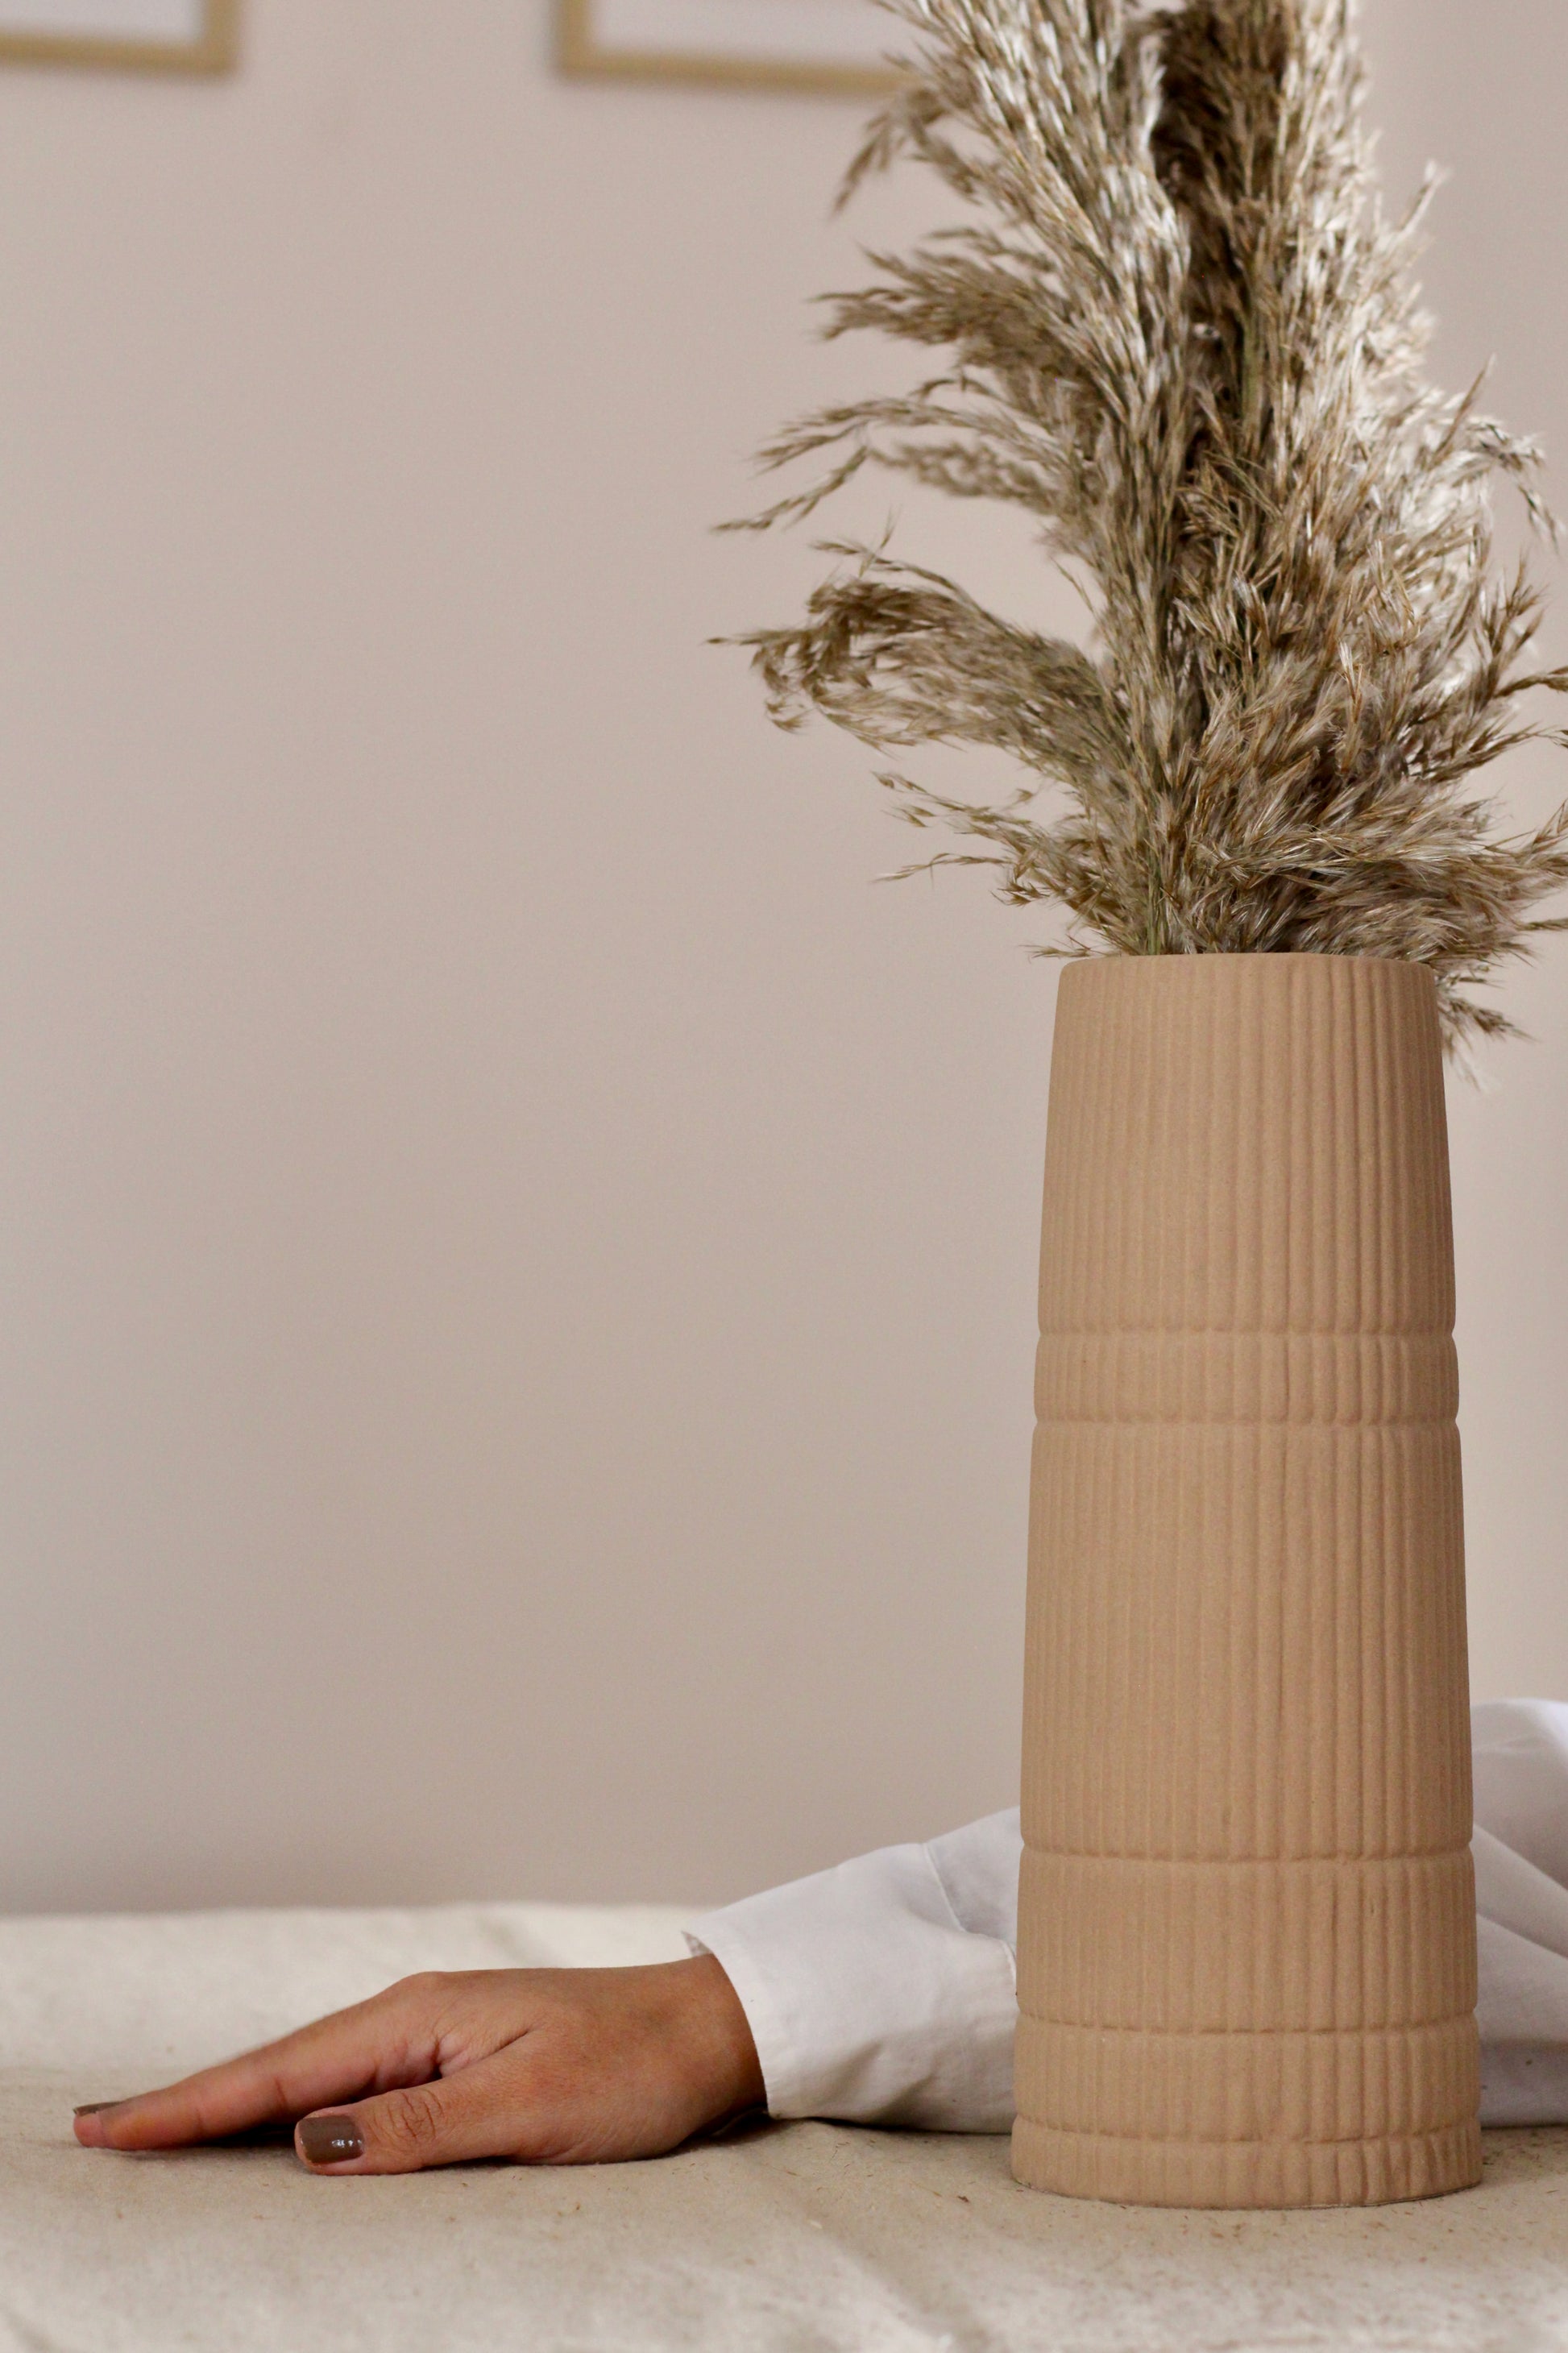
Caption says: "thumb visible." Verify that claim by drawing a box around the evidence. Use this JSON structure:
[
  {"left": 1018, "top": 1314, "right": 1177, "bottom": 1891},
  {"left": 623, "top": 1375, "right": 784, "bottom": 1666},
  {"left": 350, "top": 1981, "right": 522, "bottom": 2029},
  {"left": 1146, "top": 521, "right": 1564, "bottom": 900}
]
[{"left": 296, "top": 2053, "right": 521, "bottom": 2175}]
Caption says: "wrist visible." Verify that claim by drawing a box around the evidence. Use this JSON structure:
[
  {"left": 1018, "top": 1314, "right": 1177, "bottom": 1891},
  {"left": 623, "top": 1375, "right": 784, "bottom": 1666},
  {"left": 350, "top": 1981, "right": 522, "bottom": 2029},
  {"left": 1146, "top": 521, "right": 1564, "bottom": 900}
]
[{"left": 674, "top": 1953, "right": 765, "bottom": 2125}]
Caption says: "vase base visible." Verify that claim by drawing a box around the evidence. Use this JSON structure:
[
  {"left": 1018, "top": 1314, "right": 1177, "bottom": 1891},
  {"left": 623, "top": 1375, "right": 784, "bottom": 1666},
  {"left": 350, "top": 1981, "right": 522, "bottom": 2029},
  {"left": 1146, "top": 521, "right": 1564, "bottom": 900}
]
[{"left": 1010, "top": 2117, "right": 1483, "bottom": 2210}]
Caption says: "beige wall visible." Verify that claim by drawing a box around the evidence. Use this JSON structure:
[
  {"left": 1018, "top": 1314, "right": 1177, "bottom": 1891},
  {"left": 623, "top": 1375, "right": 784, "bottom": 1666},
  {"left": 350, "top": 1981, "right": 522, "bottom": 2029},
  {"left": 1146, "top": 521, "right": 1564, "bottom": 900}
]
[{"left": 0, "top": 0, "right": 1564, "bottom": 1917}]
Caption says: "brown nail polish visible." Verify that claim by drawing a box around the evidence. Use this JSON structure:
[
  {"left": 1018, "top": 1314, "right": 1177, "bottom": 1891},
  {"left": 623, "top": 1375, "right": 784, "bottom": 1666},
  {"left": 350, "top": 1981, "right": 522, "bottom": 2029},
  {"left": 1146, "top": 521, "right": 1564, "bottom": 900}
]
[
  {"left": 74, "top": 2102, "right": 124, "bottom": 2118},
  {"left": 298, "top": 2114, "right": 365, "bottom": 2167}
]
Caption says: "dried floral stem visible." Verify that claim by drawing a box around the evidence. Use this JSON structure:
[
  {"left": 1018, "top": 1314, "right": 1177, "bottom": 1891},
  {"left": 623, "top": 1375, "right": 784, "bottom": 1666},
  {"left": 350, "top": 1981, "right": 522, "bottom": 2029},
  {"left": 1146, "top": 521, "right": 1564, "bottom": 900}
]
[{"left": 728, "top": 0, "right": 1568, "bottom": 1048}]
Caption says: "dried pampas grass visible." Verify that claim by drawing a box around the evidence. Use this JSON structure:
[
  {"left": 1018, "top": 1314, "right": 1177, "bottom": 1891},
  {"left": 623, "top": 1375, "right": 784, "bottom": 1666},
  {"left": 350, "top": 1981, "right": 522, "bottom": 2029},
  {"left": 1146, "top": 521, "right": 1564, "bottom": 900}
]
[{"left": 729, "top": 0, "right": 1568, "bottom": 1049}]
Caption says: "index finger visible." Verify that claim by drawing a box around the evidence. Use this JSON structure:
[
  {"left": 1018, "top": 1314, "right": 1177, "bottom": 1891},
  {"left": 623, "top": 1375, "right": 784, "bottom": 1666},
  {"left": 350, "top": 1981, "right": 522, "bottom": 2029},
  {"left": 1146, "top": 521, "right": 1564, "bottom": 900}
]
[{"left": 73, "top": 1982, "right": 442, "bottom": 2152}]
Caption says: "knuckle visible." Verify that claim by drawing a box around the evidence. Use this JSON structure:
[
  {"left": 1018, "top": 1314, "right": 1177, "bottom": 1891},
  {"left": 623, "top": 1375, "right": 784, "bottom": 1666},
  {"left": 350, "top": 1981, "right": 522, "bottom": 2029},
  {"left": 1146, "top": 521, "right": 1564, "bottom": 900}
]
[
  {"left": 388, "top": 1972, "right": 446, "bottom": 2004},
  {"left": 378, "top": 2083, "right": 446, "bottom": 2160}
]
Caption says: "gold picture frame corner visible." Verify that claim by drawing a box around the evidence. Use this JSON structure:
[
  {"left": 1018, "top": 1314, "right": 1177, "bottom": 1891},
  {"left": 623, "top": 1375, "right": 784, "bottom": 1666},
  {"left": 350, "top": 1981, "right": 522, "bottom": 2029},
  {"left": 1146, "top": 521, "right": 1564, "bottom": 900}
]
[
  {"left": 0, "top": 0, "right": 239, "bottom": 75},
  {"left": 556, "top": 0, "right": 901, "bottom": 98}
]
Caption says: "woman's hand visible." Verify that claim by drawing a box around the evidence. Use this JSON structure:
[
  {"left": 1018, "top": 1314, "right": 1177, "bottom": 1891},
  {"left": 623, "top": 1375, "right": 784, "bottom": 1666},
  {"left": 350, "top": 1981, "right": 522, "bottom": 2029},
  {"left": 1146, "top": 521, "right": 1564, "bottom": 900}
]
[{"left": 73, "top": 1954, "right": 765, "bottom": 2174}]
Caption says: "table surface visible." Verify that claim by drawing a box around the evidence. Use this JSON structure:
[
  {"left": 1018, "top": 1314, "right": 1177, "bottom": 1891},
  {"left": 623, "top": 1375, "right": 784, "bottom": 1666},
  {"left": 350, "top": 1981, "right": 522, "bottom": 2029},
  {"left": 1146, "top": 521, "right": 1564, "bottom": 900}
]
[{"left": 3, "top": 1900, "right": 1566, "bottom": 2353}]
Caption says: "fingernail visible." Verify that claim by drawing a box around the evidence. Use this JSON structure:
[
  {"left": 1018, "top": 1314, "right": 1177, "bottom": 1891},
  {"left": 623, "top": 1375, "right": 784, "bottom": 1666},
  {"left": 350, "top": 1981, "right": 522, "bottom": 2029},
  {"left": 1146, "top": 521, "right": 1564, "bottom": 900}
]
[
  {"left": 298, "top": 2114, "right": 365, "bottom": 2167},
  {"left": 75, "top": 2102, "right": 126, "bottom": 2117}
]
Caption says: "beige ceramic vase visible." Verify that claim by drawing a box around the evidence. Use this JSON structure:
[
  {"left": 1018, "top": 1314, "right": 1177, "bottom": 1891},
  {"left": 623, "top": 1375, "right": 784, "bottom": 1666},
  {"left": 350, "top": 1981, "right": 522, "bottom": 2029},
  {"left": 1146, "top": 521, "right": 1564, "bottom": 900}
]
[{"left": 1011, "top": 954, "right": 1481, "bottom": 2210}]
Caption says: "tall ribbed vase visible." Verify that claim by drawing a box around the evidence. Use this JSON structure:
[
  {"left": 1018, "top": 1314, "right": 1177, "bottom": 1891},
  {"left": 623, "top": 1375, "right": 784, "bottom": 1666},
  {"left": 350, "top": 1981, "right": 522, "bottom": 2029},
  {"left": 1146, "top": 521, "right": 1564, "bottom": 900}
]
[{"left": 1011, "top": 955, "right": 1480, "bottom": 2210}]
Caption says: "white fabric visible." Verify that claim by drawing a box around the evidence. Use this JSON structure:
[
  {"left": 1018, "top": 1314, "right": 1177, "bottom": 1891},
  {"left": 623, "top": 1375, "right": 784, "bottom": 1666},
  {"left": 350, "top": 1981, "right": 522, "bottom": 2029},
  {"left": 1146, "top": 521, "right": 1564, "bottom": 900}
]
[
  {"left": 3, "top": 1899, "right": 1567, "bottom": 2349},
  {"left": 1473, "top": 1699, "right": 1568, "bottom": 2123},
  {"left": 687, "top": 1832, "right": 1020, "bottom": 2131},
  {"left": 693, "top": 1699, "right": 1568, "bottom": 2134}
]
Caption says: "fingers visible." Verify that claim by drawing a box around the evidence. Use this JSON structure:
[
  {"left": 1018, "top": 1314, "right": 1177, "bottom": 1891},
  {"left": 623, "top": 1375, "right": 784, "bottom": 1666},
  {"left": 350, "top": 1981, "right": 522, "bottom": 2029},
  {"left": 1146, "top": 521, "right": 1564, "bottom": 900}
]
[
  {"left": 294, "top": 2046, "right": 537, "bottom": 2175},
  {"left": 74, "top": 1979, "right": 444, "bottom": 2152}
]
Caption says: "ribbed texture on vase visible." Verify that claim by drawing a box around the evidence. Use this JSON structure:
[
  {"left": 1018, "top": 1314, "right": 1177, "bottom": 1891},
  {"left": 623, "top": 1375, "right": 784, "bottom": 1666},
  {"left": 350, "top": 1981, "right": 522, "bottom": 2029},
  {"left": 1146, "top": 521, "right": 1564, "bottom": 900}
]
[{"left": 1012, "top": 956, "right": 1480, "bottom": 2210}]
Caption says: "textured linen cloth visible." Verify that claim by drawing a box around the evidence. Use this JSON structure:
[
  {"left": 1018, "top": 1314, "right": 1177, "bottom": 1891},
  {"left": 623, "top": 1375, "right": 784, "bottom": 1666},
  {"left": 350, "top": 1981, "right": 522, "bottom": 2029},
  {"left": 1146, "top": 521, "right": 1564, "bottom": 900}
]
[
  {"left": 4, "top": 1898, "right": 1567, "bottom": 2350},
  {"left": 692, "top": 1699, "right": 1568, "bottom": 2133}
]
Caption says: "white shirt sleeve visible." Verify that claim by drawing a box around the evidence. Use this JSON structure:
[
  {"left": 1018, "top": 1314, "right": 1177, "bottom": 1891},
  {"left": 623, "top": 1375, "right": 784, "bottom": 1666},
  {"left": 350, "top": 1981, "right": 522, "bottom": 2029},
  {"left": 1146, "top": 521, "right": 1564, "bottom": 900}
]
[
  {"left": 691, "top": 1700, "right": 1568, "bottom": 2135},
  {"left": 688, "top": 1812, "right": 1020, "bottom": 2131},
  {"left": 1473, "top": 1698, "right": 1568, "bottom": 2126}
]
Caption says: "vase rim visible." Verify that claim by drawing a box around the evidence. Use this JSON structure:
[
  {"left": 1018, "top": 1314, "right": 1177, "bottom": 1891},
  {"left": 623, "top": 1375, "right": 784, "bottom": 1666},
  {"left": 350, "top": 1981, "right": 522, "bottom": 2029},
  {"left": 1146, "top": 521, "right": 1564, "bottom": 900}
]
[{"left": 1068, "top": 951, "right": 1426, "bottom": 969}]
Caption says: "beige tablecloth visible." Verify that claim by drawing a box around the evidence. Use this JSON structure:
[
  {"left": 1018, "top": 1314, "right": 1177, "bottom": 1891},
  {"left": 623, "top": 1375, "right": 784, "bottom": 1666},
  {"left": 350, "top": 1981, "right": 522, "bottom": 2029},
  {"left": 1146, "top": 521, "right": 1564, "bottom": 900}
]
[{"left": 2, "top": 1900, "right": 1566, "bottom": 2351}]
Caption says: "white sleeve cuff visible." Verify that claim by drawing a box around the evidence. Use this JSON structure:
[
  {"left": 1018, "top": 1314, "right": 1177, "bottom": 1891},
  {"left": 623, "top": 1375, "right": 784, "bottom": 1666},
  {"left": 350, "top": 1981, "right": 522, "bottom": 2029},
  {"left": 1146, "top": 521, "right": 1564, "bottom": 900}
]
[{"left": 688, "top": 1834, "right": 1018, "bottom": 2133}]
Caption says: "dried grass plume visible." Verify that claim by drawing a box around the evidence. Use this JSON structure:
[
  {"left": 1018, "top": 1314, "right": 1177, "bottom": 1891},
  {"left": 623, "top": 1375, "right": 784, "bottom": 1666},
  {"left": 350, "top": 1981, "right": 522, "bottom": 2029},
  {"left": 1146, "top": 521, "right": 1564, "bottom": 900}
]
[{"left": 729, "top": 0, "right": 1568, "bottom": 1049}]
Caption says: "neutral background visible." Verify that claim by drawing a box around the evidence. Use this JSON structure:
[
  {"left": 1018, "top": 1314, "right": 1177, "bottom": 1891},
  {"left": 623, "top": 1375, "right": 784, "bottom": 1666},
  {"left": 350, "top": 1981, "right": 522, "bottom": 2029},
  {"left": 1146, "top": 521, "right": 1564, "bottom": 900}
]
[{"left": 1, "top": 1, "right": 1564, "bottom": 1916}]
